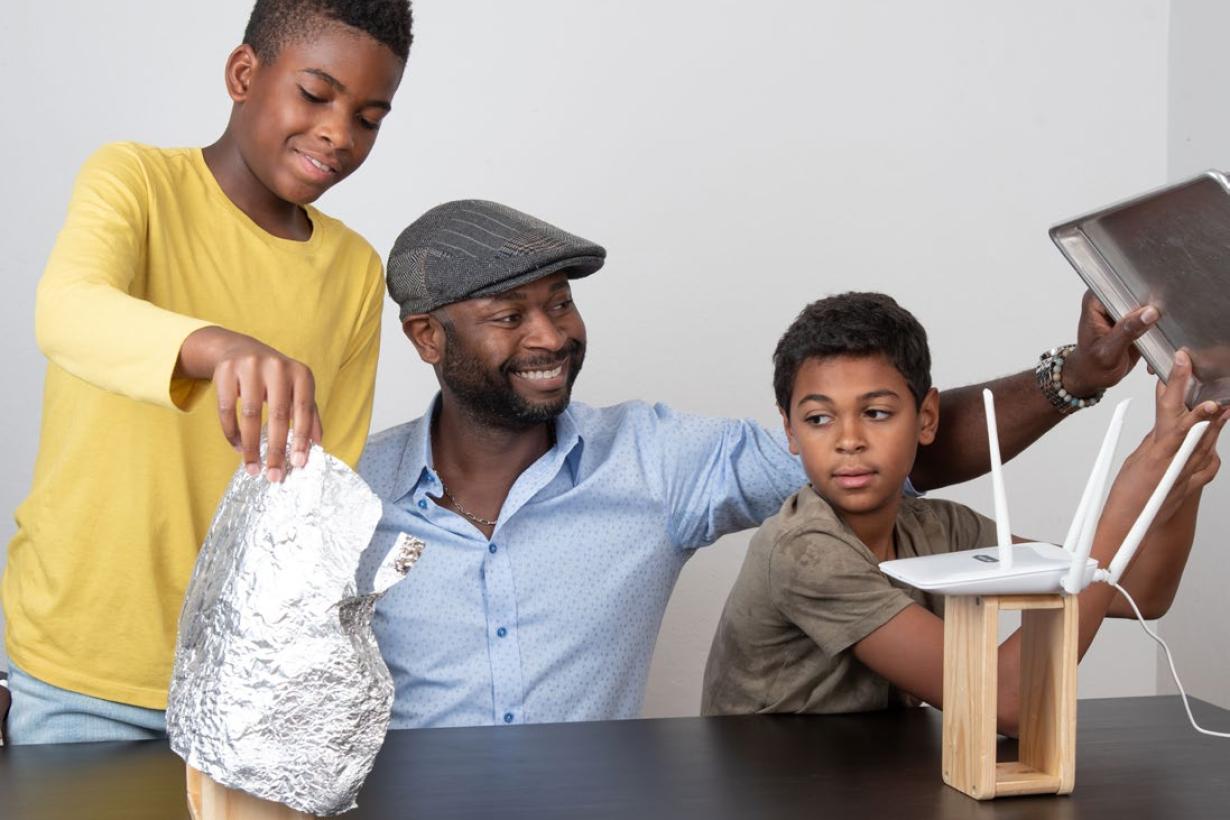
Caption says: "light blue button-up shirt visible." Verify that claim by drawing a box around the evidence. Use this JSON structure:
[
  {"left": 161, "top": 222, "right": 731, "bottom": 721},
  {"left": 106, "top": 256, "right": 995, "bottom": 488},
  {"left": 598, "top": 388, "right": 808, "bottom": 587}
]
[{"left": 357, "top": 395, "right": 807, "bottom": 729}]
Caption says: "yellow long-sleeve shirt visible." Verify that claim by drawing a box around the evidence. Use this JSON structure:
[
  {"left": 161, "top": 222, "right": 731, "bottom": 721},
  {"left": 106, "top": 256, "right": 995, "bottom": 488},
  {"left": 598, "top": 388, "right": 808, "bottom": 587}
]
[{"left": 3, "top": 142, "right": 384, "bottom": 709}]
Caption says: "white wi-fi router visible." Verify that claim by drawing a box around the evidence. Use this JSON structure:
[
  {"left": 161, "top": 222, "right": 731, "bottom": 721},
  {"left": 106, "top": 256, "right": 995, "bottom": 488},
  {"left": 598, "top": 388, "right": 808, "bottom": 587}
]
[{"left": 880, "top": 389, "right": 1209, "bottom": 596}]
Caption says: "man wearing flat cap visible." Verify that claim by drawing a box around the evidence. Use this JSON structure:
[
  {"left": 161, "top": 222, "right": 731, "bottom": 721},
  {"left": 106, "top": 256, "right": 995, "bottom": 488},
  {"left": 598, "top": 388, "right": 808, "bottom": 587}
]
[{"left": 358, "top": 200, "right": 1152, "bottom": 729}]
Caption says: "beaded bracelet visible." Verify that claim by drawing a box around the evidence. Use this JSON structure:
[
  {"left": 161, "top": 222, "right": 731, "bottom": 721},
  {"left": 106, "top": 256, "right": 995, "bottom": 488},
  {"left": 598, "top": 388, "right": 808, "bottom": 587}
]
[{"left": 1035, "top": 344, "right": 1105, "bottom": 415}]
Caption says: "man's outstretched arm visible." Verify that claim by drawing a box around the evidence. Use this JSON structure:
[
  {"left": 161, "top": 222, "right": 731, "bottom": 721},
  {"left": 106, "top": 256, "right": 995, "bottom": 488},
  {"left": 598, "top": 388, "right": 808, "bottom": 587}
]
[{"left": 910, "top": 292, "right": 1158, "bottom": 491}]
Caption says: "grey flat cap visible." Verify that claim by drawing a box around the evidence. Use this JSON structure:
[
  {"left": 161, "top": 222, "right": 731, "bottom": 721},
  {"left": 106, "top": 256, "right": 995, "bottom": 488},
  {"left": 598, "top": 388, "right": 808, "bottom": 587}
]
[{"left": 386, "top": 200, "right": 607, "bottom": 319}]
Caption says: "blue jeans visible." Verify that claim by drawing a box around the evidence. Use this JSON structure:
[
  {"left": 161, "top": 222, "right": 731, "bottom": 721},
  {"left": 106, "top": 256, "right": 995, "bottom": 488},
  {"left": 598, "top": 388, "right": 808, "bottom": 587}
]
[{"left": 5, "top": 663, "right": 166, "bottom": 745}]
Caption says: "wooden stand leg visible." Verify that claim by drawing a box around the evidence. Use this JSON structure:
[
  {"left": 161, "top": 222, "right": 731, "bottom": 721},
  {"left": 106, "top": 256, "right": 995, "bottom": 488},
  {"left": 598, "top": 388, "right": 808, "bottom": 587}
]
[
  {"left": 186, "top": 765, "right": 203, "bottom": 820},
  {"left": 1017, "top": 595, "right": 1078, "bottom": 795},
  {"left": 186, "top": 765, "right": 314, "bottom": 819},
  {"left": 941, "top": 594, "right": 1078, "bottom": 800},
  {"left": 942, "top": 595, "right": 1000, "bottom": 799}
]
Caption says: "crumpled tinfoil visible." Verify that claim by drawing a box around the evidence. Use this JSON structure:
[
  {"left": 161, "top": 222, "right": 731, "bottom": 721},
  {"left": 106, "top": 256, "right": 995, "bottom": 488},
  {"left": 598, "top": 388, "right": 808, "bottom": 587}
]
[{"left": 167, "top": 443, "right": 422, "bottom": 816}]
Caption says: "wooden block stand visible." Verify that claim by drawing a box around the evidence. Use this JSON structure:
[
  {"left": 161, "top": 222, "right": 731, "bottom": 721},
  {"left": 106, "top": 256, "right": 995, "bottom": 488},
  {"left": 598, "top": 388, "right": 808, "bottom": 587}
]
[
  {"left": 186, "top": 765, "right": 313, "bottom": 819},
  {"left": 942, "top": 594, "right": 1078, "bottom": 800}
]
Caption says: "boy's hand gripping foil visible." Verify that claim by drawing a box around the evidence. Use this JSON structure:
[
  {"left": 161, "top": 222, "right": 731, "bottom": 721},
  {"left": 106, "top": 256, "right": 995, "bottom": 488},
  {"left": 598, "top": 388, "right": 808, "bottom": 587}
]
[{"left": 166, "top": 443, "right": 423, "bottom": 815}]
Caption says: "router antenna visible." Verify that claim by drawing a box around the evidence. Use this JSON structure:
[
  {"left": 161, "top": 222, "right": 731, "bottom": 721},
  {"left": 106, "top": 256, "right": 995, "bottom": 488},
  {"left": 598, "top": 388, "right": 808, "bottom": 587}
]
[
  {"left": 1061, "top": 399, "right": 1129, "bottom": 593},
  {"left": 1105, "top": 420, "right": 1210, "bottom": 585},
  {"left": 983, "top": 389, "right": 1013, "bottom": 570},
  {"left": 1063, "top": 399, "right": 1131, "bottom": 552}
]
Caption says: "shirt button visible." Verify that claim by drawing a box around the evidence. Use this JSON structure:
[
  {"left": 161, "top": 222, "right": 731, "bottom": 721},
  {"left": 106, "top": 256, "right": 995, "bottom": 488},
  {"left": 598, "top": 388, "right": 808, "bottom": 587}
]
[
  {"left": 503, "top": 712, "right": 514, "bottom": 724},
  {"left": 417, "top": 499, "right": 428, "bottom": 509},
  {"left": 496, "top": 627, "right": 507, "bottom": 638},
  {"left": 489, "top": 544, "right": 498, "bottom": 554}
]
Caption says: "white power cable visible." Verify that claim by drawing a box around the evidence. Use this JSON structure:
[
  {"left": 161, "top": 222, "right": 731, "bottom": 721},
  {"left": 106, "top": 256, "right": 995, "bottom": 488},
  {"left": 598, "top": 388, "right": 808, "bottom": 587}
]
[{"left": 1110, "top": 581, "right": 1230, "bottom": 739}]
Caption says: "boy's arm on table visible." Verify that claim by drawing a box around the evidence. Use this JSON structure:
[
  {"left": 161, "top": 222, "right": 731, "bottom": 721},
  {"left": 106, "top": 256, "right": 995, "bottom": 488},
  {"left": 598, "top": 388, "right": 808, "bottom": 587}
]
[
  {"left": 910, "top": 292, "right": 1156, "bottom": 491},
  {"left": 36, "top": 144, "right": 320, "bottom": 480},
  {"left": 856, "top": 359, "right": 1225, "bottom": 736}
]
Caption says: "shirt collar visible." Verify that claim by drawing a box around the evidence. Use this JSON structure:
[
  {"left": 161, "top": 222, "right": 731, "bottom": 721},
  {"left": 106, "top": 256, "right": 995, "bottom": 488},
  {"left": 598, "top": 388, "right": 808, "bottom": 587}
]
[{"left": 383, "top": 392, "right": 585, "bottom": 504}]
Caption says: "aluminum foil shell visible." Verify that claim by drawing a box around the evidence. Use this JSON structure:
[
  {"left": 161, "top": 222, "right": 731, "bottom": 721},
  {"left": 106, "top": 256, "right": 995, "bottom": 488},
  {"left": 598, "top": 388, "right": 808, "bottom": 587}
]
[{"left": 167, "top": 444, "right": 421, "bottom": 816}]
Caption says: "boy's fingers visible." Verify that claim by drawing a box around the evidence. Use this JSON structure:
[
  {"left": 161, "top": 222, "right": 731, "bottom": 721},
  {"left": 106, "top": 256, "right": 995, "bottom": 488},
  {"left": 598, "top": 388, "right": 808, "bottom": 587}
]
[
  {"left": 265, "top": 373, "right": 290, "bottom": 483},
  {"left": 289, "top": 416, "right": 310, "bottom": 469},
  {"left": 1183, "top": 453, "right": 1220, "bottom": 493},
  {"left": 1170, "top": 408, "right": 1224, "bottom": 491},
  {"left": 1157, "top": 350, "right": 1194, "bottom": 417},
  {"left": 215, "top": 367, "right": 242, "bottom": 451},
  {"left": 291, "top": 410, "right": 322, "bottom": 467},
  {"left": 1168, "top": 403, "right": 1219, "bottom": 461},
  {"left": 290, "top": 368, "right": 315, "bottom": 469},
  {"left": 1201, "top": 452, "right": 1222, "bottom": 484},
  {"left": 237, "top": 371, "right": 264, "bottom": 476},
  {"left": 291, "top": 431, "right": 310, "bottom": 468},
  {"left": 1192, "top": 406, "right": 1230, "bottom": 457},
  {"left": 1190, "top": 413, "right": 1220, "bottom": 459},
  {"left": 1185, "top": 437, "right": 1218, "bottom": 478},
  {"left": 311, "top": 410, "right": 324, "bottom": 446},
  {"left": 1183, "top": 399, "right": 1220, "bottom": 429},
  {"left": 1205, "top": 404, "right": 1229, "bottom": 434}
]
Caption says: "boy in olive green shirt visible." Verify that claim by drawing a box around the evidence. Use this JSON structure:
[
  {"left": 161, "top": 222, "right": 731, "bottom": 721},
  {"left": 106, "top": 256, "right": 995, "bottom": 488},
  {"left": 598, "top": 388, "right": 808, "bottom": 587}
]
[{"left": 703, "top": 293, "right": 1225, "bottom": 734}]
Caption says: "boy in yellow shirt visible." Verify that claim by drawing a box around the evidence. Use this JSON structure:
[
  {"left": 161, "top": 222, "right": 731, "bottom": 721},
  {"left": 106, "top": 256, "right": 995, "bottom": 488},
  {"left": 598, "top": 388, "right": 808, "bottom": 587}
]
[
  {"left": 703, "top": 293, "right": 1226, "bottom": 734},
  {"left": 2, "top": 0, "right": 413, "bottom": 744}
]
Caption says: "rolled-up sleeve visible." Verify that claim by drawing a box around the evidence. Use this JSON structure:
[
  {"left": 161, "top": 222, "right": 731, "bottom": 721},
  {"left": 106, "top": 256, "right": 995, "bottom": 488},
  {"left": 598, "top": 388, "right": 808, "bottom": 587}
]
[{"left": 649, "top": 404, "right": 806, "bottom": 548}]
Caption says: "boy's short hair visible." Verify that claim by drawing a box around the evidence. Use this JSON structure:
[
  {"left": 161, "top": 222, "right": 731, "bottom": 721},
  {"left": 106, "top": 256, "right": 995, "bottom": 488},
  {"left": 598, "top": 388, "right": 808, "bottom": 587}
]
[
  {"left": 773, "top": 292, "right": 932, "bottom": 411},
  {"left": 244, "top": 0, "right": 414, "bottom": 63}
]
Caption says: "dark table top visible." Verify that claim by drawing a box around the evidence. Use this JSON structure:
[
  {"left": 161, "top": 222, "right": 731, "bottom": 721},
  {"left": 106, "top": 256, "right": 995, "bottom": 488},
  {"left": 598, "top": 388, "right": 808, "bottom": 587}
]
[{"left": 2, "top": 695, "right": 1227, "bottom": 819}]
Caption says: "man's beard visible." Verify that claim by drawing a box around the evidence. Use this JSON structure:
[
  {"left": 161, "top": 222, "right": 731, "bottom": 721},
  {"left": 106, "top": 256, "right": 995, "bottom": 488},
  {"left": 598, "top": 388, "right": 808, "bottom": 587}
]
[{"left": 440, "top": 329, "right": 585, "bottom": 431}]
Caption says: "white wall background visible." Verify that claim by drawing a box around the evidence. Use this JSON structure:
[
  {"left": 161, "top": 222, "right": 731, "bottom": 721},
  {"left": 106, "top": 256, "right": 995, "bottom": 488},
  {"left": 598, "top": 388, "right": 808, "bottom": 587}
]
[
  {"left": 1158, "top": 0, "right": 1230, "bottom": 708},
  {"left": 2, "top": 0, "right": 1222, "bottom": 715}
]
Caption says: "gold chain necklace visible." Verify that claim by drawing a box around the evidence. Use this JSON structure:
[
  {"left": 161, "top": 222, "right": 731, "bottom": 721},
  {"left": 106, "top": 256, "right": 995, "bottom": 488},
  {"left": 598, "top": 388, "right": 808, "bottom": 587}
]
[
  {"left": 434, "top": 424, "right": 555, "bottom": 529},
  {"left": 439, "top": 481, "right": 498, "bottom": 527}
]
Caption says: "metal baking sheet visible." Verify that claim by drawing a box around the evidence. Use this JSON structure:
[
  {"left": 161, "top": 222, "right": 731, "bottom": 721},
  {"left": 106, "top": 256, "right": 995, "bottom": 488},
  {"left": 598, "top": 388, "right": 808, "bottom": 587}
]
[{"left": 1051, "top": 171, "right": 1230, "bottom": 407}]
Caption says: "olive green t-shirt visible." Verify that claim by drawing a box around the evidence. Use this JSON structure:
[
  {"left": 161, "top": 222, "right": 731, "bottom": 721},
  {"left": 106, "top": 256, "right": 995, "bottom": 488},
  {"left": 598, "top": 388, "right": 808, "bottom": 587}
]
[{"left": 701, "top": 485, "right": 997, "bottom": 716}]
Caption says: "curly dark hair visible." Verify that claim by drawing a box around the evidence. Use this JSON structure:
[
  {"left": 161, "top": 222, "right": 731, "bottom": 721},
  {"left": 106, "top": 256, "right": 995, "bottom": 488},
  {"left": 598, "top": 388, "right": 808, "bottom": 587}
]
[
  {"left": 773, "top": 292, "right": 932, "bottom": 412},
  {"left": 243, "top": 0, "right": 414, "bottom": 62}
]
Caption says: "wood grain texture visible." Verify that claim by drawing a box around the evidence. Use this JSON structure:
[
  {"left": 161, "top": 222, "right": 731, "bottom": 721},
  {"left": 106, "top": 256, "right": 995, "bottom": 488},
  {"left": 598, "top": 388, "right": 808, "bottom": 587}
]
[
  {"left": 942, "top": 593, "right": 1078, "bottom": 800},
  {"left": 994, "top": 595, "right": 1066, "bottom": 611},
  {"left": 942, "top": 595, "right": 1001, "bottom": 798},
  {"left": 993, "top": 760, "right": 1061, "bottom": 796},
  {"left": 1018, "top": 595, "right": 1078, "bottom": 795},
  {"left": 185, "top": 765, "right": 311, "bottom": 820}
]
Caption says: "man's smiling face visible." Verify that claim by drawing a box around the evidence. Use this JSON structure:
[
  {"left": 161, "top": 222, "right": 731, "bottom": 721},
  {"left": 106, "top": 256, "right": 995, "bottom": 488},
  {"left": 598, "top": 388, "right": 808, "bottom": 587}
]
[{"left": 432, "top": 271, "right": 587, "bottom": 429}]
